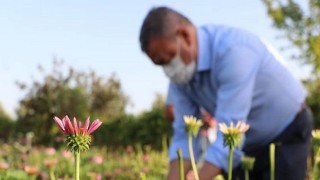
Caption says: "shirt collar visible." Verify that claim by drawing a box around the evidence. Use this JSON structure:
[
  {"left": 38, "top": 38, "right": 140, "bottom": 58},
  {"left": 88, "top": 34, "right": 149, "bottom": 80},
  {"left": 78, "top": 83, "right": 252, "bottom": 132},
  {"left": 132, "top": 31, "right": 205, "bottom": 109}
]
[{"left": 196, "top": 27, "right": 211, "bottom": 72}]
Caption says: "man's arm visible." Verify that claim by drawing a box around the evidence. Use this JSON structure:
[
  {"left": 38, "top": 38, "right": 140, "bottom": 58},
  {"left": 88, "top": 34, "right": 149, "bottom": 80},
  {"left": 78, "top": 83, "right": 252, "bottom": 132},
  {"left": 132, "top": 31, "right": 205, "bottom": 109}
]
[{"left": 202, "top": 46, "right": 260, "bottom": 174}]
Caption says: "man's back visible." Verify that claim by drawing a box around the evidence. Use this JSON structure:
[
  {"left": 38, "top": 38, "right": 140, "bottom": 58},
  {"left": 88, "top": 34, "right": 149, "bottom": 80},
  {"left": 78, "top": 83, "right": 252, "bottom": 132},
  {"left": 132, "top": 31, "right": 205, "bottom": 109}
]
[{"left": 171, "top": 25, "right": 306, "bottom": 149}]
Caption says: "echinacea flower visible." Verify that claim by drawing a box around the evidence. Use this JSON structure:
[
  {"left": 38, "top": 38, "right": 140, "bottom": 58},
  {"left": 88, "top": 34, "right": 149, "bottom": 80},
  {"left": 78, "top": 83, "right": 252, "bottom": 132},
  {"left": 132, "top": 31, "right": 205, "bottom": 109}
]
[
  {"left": 219, "top": 121, "right": 250, "bottom": 180},
  {"left": 45, "top": 147, "right": 56, "bottom": 155},
  {"left": 54, "top": 115, "right": 102, "bottom": 180},
  {"left": 53, "top": 116, "right": 102, "bottom": 153},
  {"left": 44, "top": 159, "right": 58, "bottom": 168},
  {"left": 91, "top": 155, "right": 103, "bottom": 164},
  {"left": 184, "top": 115, "right": 203, "bottom": 137},
  {"left": 219, "top": 121, "right": 250, "bottom": 135},
  {"left": 24, "top": 165, "right": 39, "bottom": 176},
  {"left": 219, "top": 121, "right": 250, "bottom": 148},
  {"left": 0, "top": 162, "right": 9, "bottom": 170},
  {"left": 87, "top": 172, "right": 102, "bottom": 180},
  {"left": 142, "top": 154, "right": 150, "bottom": 162},
  {"left": 44, "top": 159, "right": 58, "bottom": 180},
  {"left": 184, "top": 115, "right": 203, "bottom": 180},
  {"left": 54, "top": 116, "right": 102, "bottom": 136}
]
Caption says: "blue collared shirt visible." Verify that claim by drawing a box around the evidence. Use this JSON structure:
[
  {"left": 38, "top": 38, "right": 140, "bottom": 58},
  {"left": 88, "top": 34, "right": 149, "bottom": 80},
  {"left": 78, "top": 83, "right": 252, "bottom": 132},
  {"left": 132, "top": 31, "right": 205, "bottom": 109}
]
[{"left": 168, "top": 25, "right": 306, "bottom": 171}]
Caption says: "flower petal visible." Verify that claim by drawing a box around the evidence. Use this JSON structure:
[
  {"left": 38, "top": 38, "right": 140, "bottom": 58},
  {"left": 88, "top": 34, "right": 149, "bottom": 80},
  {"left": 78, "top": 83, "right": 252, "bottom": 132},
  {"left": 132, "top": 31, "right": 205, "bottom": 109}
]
[
  {"left": 62, "top": 116, "right": 69, "bottom": 133},
  {"left": 65, "top": 116, "right": 74, "bottom": 134},
  {"left": 73, "top": 117, "right": 79, "bottom": 135},
  {"left": 84, "top": 117, "right": 90, "bottom": 130},
  {"left": 88, "top": 119, "right": 102, "bottom": 134},
  {"left": 230, "top": 122, "right": 234, "bottom": 128},
  {"left": 235, "top": 121, "right": 241, "bottom": 129},
  {"left": 53, "top": 116, "right": 65, "bottom": 133},
  {"left": 218, "top": 123, "right": 229, "bottom": 134}
]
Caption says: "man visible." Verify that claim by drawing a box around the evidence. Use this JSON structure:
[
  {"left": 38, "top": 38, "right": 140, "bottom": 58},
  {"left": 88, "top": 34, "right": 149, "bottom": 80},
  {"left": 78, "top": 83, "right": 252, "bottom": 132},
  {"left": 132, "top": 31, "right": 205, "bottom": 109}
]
[{"left": 139, "top": 7, "right": 313, "bottom": 180}]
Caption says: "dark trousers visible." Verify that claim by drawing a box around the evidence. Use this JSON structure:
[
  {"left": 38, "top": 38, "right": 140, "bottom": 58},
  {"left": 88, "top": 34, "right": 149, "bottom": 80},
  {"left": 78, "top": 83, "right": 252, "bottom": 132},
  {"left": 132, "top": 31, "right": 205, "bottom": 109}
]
[{"left": 227, "top": 106, "right": 313, "bottom": 180}]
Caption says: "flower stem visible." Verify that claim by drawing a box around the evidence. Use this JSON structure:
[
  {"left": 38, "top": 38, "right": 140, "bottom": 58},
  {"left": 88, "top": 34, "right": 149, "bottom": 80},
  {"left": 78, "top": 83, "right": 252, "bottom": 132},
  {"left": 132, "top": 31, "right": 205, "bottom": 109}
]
[
  {"left": 177, "top": 148, "right": 185, "bottom": 180},
  {"left": 49, "top": 168, "right": 56, "bottom": 180},
  {"left": 245, "top": 169, "right": 249, "bottom": 180},
  {"left": 313, "top": 147, "right": 320, "bottom": 179},
  {"left": 270, "top": 143, "right": 275, "bottom": 180},
  {"left": 74, "top": 151, "right": 80, "bottom": 180},
  {"left": 188, "top": 134, "right": 199, "bottom": 180},
  {"left": 228, "top": 147, "right": 234, "bottom": 180}
]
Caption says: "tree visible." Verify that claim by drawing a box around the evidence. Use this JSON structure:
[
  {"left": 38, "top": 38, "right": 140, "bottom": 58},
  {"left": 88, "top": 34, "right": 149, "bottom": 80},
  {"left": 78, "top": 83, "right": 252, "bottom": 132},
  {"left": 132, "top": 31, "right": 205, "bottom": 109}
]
[
  {"left": 0, "top": 102, "right": 12, "bottom": 121},
  {"left": 15, "top": 60, "right": 129, "bottom": 144},
  {"left": 94, "top": 93, "right": 172, "bottom": 150},
  {"left": 0, "top": 103, "right": 13, "bottom": 141},
  {"left": 262, "top": 0, "right": 320, "bottom": 127},
  {"left": 262, "top": 0, "right": 320, "bottom": 75},
  {"left": 151, "top": 93, "right": 165, "bottom": 109}
]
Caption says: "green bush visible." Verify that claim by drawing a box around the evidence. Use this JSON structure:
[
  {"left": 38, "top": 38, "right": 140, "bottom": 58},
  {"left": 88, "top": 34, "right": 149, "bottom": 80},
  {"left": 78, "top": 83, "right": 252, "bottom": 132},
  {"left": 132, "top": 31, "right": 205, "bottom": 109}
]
[{"left": 94, "top": 107, "right": 172, "bottom": 150}]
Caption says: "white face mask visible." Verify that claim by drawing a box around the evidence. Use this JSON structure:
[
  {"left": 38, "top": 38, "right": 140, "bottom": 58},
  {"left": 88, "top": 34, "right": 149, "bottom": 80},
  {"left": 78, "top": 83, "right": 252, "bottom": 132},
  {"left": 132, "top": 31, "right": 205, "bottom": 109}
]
[{"left": 162, "top": 40, "right": 196, "bottom": 84}]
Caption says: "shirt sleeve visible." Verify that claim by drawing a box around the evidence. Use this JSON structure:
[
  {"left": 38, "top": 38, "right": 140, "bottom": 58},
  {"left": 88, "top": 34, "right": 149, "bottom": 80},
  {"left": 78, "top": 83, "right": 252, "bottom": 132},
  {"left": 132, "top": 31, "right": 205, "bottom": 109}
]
[
  {"left": 165, "top": 84, "right": 173, "bottom": 105},
  {"left": 204, "top": 46, "right": 260, "bottom": 171},
  {"left": 168, "top": 82, "right": 202, "bottom": 162}
]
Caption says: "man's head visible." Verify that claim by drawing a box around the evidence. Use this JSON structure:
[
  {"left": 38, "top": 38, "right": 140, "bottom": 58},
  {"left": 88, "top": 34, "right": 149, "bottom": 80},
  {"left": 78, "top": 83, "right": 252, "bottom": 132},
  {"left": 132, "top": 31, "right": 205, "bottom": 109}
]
[{"left": 139, "top": 7, "right": 198, "bottom": 84}]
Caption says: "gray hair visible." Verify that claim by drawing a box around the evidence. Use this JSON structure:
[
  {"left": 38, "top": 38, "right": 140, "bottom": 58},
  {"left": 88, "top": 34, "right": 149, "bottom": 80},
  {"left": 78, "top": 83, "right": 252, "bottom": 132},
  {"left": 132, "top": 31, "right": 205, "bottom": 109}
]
[{"left": 139, "top": 7, "right": 192, "bottom": 53}]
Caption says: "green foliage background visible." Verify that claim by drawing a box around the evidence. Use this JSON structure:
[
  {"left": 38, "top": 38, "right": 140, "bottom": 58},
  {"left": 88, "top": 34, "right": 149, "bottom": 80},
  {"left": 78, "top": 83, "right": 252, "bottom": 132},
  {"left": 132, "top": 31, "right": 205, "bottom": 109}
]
[{"left": 0, "top": 60, "right": 172, "bottom": 150}]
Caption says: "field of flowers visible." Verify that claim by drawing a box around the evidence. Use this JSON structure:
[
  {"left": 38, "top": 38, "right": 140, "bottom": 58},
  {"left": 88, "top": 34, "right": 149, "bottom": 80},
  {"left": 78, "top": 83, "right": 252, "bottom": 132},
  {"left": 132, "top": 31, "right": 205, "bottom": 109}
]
[
  {"left": 2, "top": 116, "right": 319, "bottom": 180},
  {"left": 0, "top": 144, "right": 168, "bottom": 180}
]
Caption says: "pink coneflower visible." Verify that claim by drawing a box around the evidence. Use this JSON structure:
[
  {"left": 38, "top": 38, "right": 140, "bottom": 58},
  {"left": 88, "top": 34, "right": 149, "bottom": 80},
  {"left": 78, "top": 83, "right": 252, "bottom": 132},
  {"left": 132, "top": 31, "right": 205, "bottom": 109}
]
[
  {"left": 53, "top": 115, "right": 102, "bottom": 180},
  {"left": 45, "top": 147, "right": 56, "bottom": 155},
  {"left": 54, "top": 116, "right": 102, "bottom": 136},
  {"left": 95, "top": 174, "right": 102, "bottom": 180},
  {"left": 142, "top": 154, "right": 149, "bottom": 162},
  {"left": 91, "top": 155, "right": 103, "bottom": 164},
  {"left": 62, "top": 150, "right": 72, "bottom": 158},
  {"left": 43, "top": 159, "right": 58, "bottom": 167},
  {"left": 24, "top": 165, "right": 39, "bottom": 176},
  {"left": 53, "top": 116, "right": 102, "bottom": 153},
  {"left": 0, "top": 162, "right": 9, "bottom": 170},
  {"left": 88, "top": 172, "right": 102, "bottom": 180}
]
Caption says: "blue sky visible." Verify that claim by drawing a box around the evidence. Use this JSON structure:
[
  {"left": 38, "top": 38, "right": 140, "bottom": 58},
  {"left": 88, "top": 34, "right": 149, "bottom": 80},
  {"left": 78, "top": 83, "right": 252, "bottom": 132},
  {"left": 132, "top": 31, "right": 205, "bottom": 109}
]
[{"left": 0, "top": 0, "right": 309, "bottom": 117}]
